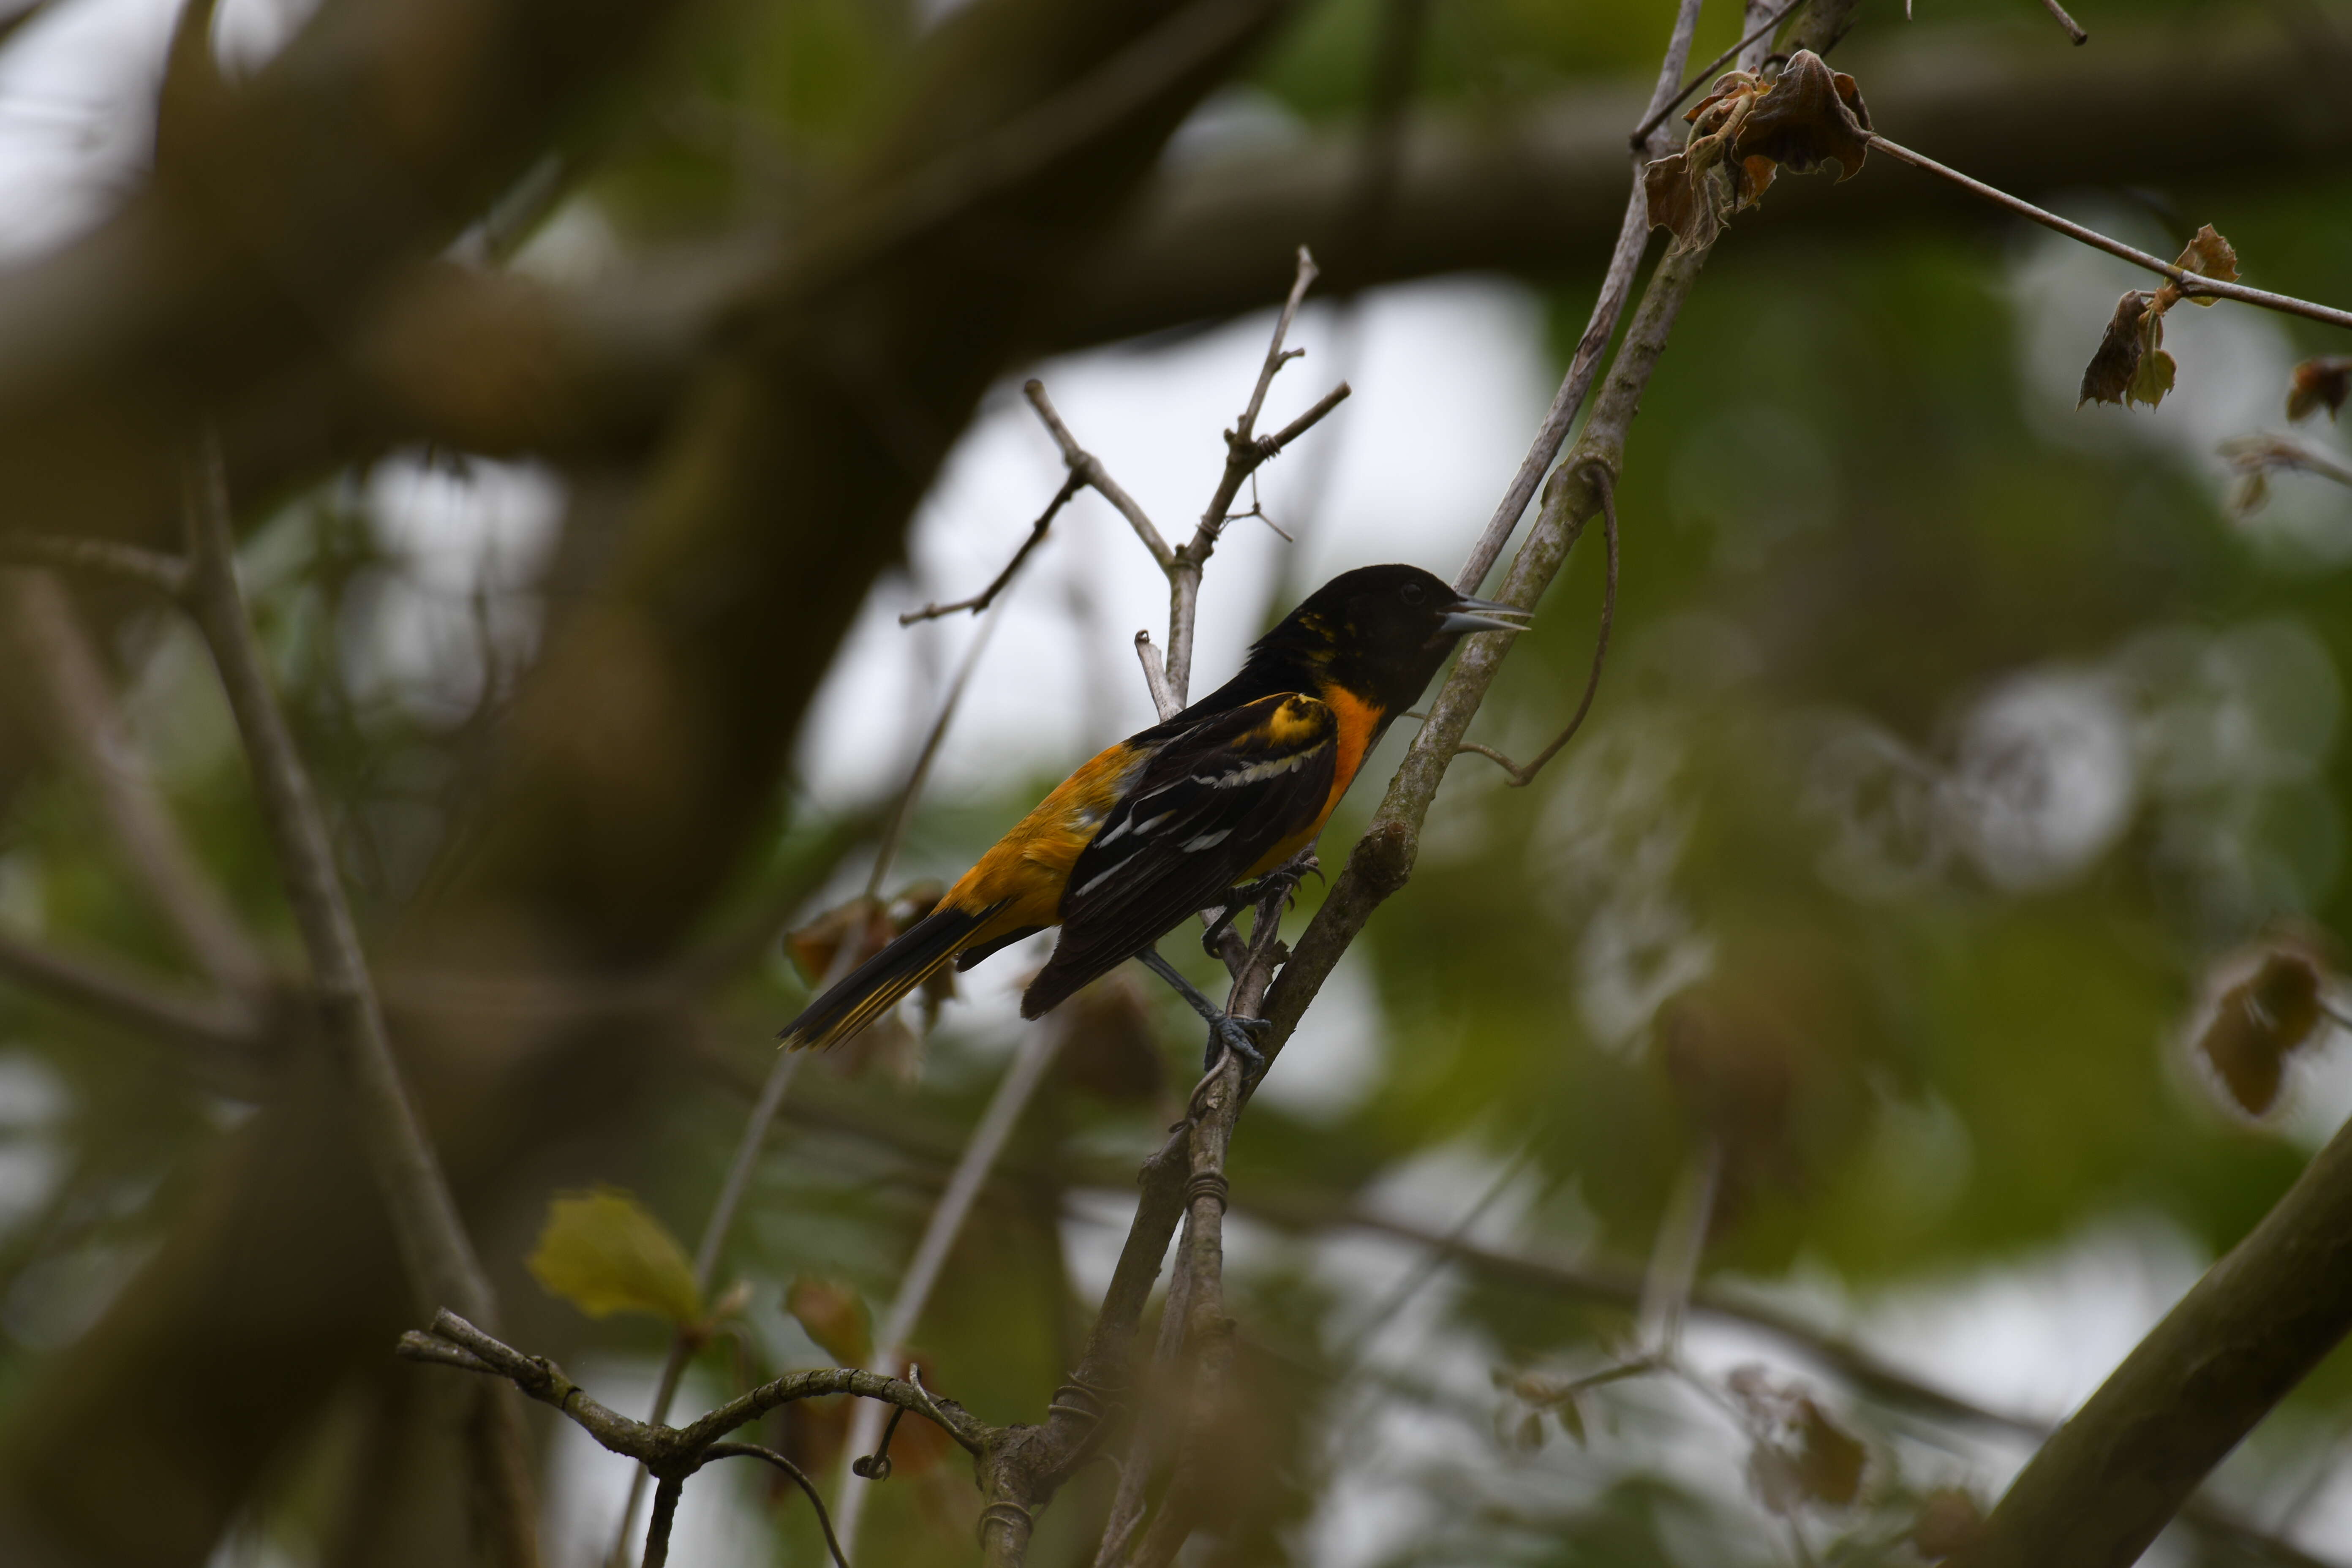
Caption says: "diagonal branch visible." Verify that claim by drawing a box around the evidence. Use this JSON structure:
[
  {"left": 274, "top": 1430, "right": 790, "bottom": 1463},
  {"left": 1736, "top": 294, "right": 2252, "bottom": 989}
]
[
  {"left": 901, "top": 473, "right": 1087, "bottom": 624},
  {"left": 1, "top": 569, "right": 267, "bottom": 996},
  {"left": 180, "top": 435, "right": 539, "bottom": 1565},
  {"left": 1866, "top": 135, "right": 2352, "bottom": 332},
  {"left": 0, "top": 926, "right": 259, "bottom": 1064},
  {"left": 1162, "top": 246, "right": 1350, "bottom": 705}
]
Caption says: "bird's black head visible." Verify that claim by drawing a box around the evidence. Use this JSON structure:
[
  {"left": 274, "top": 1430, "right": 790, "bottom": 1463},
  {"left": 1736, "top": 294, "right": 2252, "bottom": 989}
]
[{"left": 1251, "top": 563, "right": 1529, "bottom": 715}]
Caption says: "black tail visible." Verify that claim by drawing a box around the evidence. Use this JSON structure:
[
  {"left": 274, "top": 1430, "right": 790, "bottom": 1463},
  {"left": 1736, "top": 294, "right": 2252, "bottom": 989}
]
[{"left": 779, "top": 902, "right": 996, "bottom": 1051}]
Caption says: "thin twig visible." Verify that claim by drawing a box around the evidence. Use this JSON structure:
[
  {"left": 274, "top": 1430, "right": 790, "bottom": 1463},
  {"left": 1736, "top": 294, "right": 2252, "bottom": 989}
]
[
  {"left": 1453, "top": 466, "right": 1619, "bottom": 786},
  {"left": 0, "top": 532, "right": 191, "bottom": 598},
  {"left": 1164, "top": 246, "right": 1349, "bottom": 705},
  {"left": 400, "top": 1309, "right": 995, "bottom": 1455},
  {"left": 705, "top": 1444, "right": 850, "bottom": 1568},
  {"left": 900, "top": 473, "right": 1085, "bottom": 624},
  {"left": 603, "top": 1052, "right": 807, "bottom": 1568},
  {"left": 1868, "top": 135, "right": 2352, "bottom": 332},
  {"left": 1628, "top": 0, "right": 1809, "bottom": 149},
  {"left": 2037, "top": 0, "right": 2088, "bottom": 46},
  {"left": 1633, "top": 1139, "right": 1722, "bottom": 1356},
  {"left": 1133, "top": 631, "right": 1179, "bottom": 721},
  {"left": 611, "top": 590, "right": 1014, "bottom": 1561},
  {"left": 833, "top": 1021, "right": 1068, "bottom": 1554}
]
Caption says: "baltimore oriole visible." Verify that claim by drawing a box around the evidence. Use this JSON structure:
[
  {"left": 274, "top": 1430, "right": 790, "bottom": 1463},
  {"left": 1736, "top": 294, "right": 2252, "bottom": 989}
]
[{"left": 779, "top": 564, "right": 1526, "bottom": 1066}]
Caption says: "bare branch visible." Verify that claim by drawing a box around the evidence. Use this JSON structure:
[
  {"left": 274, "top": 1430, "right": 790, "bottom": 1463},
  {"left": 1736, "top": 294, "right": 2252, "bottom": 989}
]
[
  {"left": 2, "top": 569, "right": 267, "bottom": 995},
  {"left": 2039, "top": 0, "right": 2089, "bottom": 46},
  {"left": 182, "top": 435, "right": 539, "bottom": 1562},
  {"left": 398, "top": 1311, "right": 995, "bottom": 1458},
  {"left": 1454, "top": 0, "right": 1706, "bottom": 593},
  {"left": 182, "top": 434, "right": 494, "bottom": 1327},
  {"left": 0, "top": 926, "right": 257, "bottom": 1059},
  {"left": 1268, "top": 0, "right": 1816, "bottom": 1083},
  {"left": 1453, "top": 468, "right": 1618, "bottom": 785},
  {"left": 837, "top": 1022, "right": 1067, "bottom": 1553},
  {"left": 1163, "top": 246, "right": 1351, "bottom": 705},
  {"left": 703, "top": 1446, "right": 849, "bottom": 1568},
  {"left": 1868, "top": 135, "right": 2352, "bottom": 332},
  {"left": 900, "top": 474, "right": 1085, "bottom": 624},
  {"left": 1134, "top": 632, "right": 1180, "bottom": 722},
  {"left": 0, "top": 534, "right": 190, "bottom": 598},
  {"left": 1966, "top": 1106, "right": 2352, "bottom": 1563},
  {"left": 1026, "top": 379, "right": 1175, "bottom": 567}
]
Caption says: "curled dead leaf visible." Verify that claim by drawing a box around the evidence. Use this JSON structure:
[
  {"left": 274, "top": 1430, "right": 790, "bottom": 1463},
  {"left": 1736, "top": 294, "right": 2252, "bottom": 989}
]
[
  {"left": 2196, "top": 949, "right": 2329, "bottom": 1115},
  {"left": 2289, "top": 357, "right": 2352, "bottom": 422},
  {"left": 2079, "top": 291, "right": 2170, "bottom": 409},
  {"left": 2081, "top": 227, "right": 2243, "bottom": 410},
  {"left": 1642, "top": 52, "right": 1873, "bottom": 253},
  {"left": 2172, "top": 223, "right": 2240, "bottom": 302},
  {"left": 1734, "top": 49, "right": 1872, "bottom": 181}
]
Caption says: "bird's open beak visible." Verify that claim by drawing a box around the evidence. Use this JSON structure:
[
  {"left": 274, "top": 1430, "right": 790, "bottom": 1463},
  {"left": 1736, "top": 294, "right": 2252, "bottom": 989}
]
[{"left": 1439, "top": 594, "right": 1533, "bottom": 636}]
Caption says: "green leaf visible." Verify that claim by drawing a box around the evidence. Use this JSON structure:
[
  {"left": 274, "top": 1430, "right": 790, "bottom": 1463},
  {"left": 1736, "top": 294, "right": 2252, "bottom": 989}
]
[{"left": 527, "top": 1187, "right": 703, "bottom": 1326}]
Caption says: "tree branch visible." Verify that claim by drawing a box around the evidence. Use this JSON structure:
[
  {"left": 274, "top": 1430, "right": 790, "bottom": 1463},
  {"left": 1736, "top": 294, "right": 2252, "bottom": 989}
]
[
  {"left": 180, "top": 436, "right": 539, "bottom": 1564},
  {"left": 0, "top": 569, "right": 267, "bottom": 996},
  {"left": 1026, "top": 380, "right": 1176, "bottom": 568},
  {"left": 900, "top": 473, "right": 1086, "bottom": 624},
  {"left": 397, "top": 1310, "right": 996, "bottom": 1459},
  {"left": 1963, "top": 1105, "right": 2352, "bottom": 1566},
  {"left": 0, "top": 926, "right": 259, "bottom": 1064},
  {"left": 0, "top": 535, "right": 191, "bottom": 599},
  {"left": 1452, "top": 0, "right": 1706, "bottom": 593},
  {"left": 837, "top": 1021, "right": 1068, "bottom": 1555},
  {"left": 1866, "top": 135, "right": 2352, "bottom": 332}
]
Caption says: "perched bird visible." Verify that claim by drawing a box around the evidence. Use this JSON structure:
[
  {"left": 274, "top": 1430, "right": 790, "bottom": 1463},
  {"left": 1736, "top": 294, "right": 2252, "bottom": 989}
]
[{"left": 779, "top": 563, "right": 1527, "bottom": 1067}]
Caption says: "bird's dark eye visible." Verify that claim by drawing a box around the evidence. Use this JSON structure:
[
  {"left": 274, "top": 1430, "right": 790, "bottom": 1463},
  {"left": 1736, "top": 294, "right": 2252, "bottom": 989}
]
[{"left": 1400, "top": 583, "right": 1425, "bottom": 605}]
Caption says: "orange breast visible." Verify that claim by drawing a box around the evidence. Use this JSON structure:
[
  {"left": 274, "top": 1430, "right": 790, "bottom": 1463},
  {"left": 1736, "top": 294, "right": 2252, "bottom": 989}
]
[{"left": 1244, "top": 683, "right": 1386, "bottom": 877}]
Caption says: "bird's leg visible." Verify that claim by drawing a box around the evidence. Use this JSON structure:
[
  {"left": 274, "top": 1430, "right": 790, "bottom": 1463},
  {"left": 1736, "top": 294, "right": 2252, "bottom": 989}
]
[
  {"left": 1198, "top": 849, "right": 1323, "bottom": 958},
  {"left": 1137, "top": 944, "right": 1269, "bottom": 1077}
]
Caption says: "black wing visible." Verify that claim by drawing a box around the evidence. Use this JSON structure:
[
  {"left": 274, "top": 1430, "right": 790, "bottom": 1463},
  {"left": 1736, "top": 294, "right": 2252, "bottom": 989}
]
[{"left": 1022, "top": 693, "right": 1336, "bottom": 1017}]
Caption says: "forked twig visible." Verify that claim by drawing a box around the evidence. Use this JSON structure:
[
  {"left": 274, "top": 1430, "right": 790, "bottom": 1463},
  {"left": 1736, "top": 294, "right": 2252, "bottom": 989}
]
[{"left": 1454, "top": 468, "right": 1619, "bottom": 787}]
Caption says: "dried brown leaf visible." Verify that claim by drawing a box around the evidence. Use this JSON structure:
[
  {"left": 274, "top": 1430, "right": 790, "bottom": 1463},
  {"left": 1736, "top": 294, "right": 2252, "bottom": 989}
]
[
  {"left": 2079, "top": 291, "right": 2155, "bottom": 408},
  {"left": 1734, "top": 50, "right": 1873, "bottom": 182},
  {"left": 787, "top": 1278, "right": 873, "bottom": 1368},
  {"left": 2197, "top": 950, "right": 2327, "bottom": 1115},
  {"left": 2172, "top": 223, "right": 2240, "bottom": 302},
  {"left": 2289, "top": 357, "right": 2352, "bottom": 422}
]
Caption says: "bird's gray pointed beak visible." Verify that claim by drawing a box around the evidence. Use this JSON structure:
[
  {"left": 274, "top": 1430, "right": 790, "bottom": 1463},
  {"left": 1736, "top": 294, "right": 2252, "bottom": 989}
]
[{"left": 1439, "top": 595, "right": 1532, "bottom": 636}]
